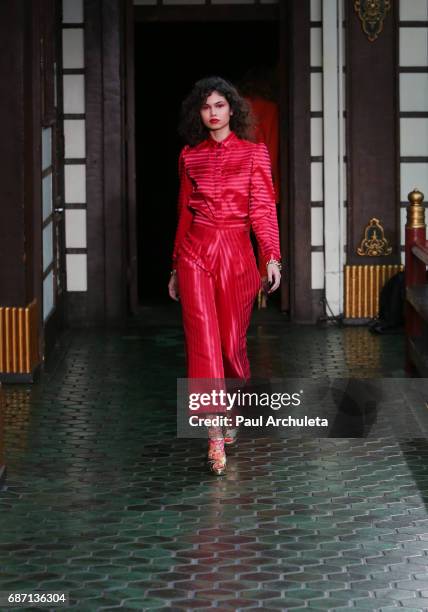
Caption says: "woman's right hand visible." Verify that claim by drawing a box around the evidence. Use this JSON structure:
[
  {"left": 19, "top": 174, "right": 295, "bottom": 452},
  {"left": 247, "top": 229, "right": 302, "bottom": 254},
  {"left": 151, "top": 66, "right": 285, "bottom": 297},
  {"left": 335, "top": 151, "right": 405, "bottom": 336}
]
[{"left": 168, "top": 271, "right": 180, "bottom": 301}]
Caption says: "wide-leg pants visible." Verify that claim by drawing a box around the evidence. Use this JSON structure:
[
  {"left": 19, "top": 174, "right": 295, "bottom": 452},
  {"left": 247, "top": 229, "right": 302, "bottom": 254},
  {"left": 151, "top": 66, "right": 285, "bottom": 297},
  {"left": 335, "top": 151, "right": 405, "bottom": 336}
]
[{"left": 177, "top": 218, "right": 261, "bottom": 414}]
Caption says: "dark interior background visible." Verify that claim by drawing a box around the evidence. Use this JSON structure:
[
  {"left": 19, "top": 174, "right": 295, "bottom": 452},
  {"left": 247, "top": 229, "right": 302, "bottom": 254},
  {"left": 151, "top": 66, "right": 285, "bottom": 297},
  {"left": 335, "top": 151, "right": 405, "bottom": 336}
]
[{"left": 135, "top": 20, "right": 279, "bottom": 303}]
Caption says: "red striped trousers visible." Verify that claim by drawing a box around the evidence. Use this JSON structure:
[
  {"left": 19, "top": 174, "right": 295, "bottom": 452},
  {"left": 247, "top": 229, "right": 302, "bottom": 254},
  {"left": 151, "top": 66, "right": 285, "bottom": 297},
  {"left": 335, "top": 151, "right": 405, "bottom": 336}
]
[{"left": 177, "top": 217, "right": 261, "bottom": 413}]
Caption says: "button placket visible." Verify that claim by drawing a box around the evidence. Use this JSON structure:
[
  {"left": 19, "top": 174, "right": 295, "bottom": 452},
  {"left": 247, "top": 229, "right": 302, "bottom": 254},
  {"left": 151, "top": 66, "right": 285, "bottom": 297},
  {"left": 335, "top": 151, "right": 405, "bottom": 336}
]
[{"left": 214, "top": 146, "right": 221, "bottom": 204}]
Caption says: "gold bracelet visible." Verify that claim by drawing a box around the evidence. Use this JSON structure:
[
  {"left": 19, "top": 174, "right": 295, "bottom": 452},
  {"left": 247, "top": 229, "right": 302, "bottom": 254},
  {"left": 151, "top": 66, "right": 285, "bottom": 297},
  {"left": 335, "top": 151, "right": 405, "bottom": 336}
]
[{"left": 266, "top": 259, "right": 282, "bottom": 271}]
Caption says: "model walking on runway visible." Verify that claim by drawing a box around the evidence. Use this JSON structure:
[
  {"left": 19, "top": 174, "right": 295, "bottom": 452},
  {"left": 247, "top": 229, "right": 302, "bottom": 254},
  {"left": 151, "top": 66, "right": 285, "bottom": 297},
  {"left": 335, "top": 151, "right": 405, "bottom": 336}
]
[{"left": 168, "top": 76, "right": 282, "bottom": 475}]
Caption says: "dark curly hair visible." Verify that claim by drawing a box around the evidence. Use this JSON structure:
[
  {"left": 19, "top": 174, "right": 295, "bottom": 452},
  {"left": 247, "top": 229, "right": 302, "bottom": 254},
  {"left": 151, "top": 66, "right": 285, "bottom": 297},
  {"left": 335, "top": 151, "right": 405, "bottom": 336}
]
[{"left": 178, "top": 76, "right": 256, "bottom": 146}]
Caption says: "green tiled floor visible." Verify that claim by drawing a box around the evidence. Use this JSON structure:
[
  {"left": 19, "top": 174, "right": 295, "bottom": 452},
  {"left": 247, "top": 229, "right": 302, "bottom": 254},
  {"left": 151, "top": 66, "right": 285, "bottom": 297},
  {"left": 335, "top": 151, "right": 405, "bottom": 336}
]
[{"left": 1, "top": 301, "right": 428, "bottom": 611}]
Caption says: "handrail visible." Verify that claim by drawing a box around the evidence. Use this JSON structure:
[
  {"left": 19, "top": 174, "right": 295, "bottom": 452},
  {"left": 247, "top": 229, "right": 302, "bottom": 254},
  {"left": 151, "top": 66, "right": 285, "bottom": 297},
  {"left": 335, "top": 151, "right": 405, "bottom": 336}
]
[
  {"left": 411, "top": 242, "right": 428, "bottom": 266},
  {"left": 404, "top": 188, "right": 427, "bottom": 375}
]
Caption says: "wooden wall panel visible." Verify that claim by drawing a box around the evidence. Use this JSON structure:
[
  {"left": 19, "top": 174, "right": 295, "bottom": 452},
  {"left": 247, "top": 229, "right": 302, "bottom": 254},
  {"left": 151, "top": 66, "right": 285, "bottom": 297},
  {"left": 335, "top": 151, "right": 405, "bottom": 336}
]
[
  {"left": 346, "top": 0, "right": 400, "bottom": 266},
  {"left": 0, "top": 1, "right": 27, "bottom": 306},
  {"left": 85, "top": 0, "right": 106, "bottom": 324},
  {"left": 82, "top": 0, "right": 127, "bottom": 325},
  {"left": 288, "top": 0, "right": 313, "bottom": 322},
  {"left": 103, "top": 0, "right": 127, "bottom": 323}
]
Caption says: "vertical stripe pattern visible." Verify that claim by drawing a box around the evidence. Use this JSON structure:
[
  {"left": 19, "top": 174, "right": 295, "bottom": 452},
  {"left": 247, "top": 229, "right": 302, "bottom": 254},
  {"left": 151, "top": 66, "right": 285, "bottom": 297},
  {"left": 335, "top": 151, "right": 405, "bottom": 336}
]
[{"left": 173, "top": 131, "right": 281, "bottom": 412}]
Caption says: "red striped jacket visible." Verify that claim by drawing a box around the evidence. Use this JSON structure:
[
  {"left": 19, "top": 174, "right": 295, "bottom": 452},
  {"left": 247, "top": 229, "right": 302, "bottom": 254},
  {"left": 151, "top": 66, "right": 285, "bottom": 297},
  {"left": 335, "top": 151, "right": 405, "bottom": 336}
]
[{"left": 172, "top": 130, "right": 281, "bottom": 269}]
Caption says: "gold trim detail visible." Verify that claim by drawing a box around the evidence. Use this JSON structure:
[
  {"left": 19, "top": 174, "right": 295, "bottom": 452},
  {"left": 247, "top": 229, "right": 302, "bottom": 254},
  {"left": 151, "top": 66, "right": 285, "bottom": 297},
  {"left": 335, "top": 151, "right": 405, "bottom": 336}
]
[
  {"left": 0, "top": 300, "right": 39, "bottom": 374},
  {"left": 406, "top": 188, "right": 426, "bottom": 230},
  {"left": 357, "top": 217, "right": 392, "bottom": 256},
  {"left": 354, "top": 0, "right": 392, "bottom": 42},
  {"left": 345, "top": 264, "right": 403, "bottom": 318}
]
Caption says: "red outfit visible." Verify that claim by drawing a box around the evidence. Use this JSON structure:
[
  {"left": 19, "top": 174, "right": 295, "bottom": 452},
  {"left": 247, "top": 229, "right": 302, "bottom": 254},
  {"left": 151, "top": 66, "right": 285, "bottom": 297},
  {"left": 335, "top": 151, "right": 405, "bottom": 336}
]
[
  {"left": 173, "top": 131, "right": 281, "bottom": 413},
  {"left": 245, "top": 96, "right": 280, "bottom": 202},
  {"left": 245, "top": 96, "right": 280, "bottom": 280}
]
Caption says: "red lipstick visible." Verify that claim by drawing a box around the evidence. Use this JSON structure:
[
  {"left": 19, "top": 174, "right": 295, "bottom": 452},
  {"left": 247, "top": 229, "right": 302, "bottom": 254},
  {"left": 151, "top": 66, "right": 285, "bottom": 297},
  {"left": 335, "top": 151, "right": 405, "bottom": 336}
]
[{"left": 209, "top": 118, "right": 220, "bottom": 124}]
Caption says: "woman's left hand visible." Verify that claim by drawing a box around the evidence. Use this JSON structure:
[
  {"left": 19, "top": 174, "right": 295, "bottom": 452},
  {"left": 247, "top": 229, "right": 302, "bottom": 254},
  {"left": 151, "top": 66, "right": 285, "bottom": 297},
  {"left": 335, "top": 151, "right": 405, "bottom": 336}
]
[{"left": 267, "top": 262, "right": 281, "bottom": 293}]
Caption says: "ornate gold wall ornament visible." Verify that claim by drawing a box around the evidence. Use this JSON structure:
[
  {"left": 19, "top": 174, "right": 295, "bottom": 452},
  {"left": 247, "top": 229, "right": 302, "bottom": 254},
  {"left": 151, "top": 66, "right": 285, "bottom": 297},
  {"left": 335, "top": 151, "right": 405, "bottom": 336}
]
[
  {"left": 406, "top": 188, "right": 426, "bottom": 230},
  {"left": 354, "top": 0, "right": 392, "bottom": 42},
  {"left": 357, "top": 218, "right": 392, "bottom": 256}
]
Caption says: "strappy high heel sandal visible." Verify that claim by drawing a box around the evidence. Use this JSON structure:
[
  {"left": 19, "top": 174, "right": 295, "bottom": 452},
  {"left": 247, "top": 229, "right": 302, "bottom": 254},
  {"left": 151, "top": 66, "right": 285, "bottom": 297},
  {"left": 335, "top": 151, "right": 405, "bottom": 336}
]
[
  {"left": 223, "top": 427, "right": 238, "bottom": 446},
  {"left": 207, "top": 438, "right": 227, "bottom": 475}
]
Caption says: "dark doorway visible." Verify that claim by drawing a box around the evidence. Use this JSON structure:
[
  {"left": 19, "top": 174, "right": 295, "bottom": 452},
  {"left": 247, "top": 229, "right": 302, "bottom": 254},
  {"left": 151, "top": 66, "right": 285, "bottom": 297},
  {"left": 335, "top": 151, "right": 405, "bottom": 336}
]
[{"left": 134, "top": 20, "right": 280, "bottom": 304}]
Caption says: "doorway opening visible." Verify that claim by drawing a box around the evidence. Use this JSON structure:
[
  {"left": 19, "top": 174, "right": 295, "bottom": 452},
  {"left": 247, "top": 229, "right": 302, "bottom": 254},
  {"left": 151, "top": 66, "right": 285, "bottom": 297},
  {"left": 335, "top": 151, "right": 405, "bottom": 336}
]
[{"left": 134, "top": 18, "right": 283, "bottom": 307}]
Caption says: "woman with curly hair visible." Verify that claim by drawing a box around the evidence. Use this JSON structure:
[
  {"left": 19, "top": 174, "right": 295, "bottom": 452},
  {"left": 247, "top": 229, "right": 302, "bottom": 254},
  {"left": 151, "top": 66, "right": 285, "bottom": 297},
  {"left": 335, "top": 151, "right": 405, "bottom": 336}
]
[{"left": 168, "top": 76, "right": 282, "bottom": 476}]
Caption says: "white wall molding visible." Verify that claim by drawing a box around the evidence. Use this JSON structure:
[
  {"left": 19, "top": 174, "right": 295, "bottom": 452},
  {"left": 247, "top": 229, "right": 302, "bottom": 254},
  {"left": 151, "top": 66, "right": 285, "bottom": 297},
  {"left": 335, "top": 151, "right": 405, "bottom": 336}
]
[
  {"left": 321, "top": 0, "right": 346, "bottom": 316},
  {"left": 62, "top": 0, "right": 87, "bottom": 293}
]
